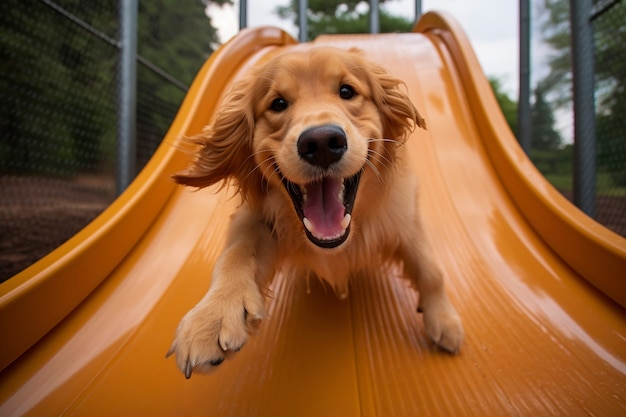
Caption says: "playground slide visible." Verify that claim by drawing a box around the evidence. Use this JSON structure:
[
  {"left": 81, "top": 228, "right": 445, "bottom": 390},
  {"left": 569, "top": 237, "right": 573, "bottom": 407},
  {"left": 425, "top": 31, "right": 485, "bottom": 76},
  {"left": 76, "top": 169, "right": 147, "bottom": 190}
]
[{"left": 1, "top": 11, "right": 625, "bottom": 417}]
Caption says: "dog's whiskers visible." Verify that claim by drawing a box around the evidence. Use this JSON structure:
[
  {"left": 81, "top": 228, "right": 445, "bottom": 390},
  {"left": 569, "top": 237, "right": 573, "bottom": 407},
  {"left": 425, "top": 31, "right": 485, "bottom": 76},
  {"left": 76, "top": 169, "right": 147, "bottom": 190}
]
[
  {"left": 367, "top": 148, "right": 392, "bottom": 169},
  {"left": 266, "top": 164, "right": 283, "bottom": 190},
  {"left": 240, "top": 151, "right": 280, "bottom": 195},
  {"left": 240, "top": 150, "right": 293, "bottom": 196},
  {"left": 364, "top": 153, "right": 386, "bottom": 184},
  {"left": 241, "top": 151, "right": 266, "bottom": 176},
  {"left": 365, "top": 138, "right": 396, "bottom": 184},
  {"left": 370, "top": 136, "right": 397, "bottom": 152},
  {"left": 368, "top": 137, "right": 400, "bottom": 144}
]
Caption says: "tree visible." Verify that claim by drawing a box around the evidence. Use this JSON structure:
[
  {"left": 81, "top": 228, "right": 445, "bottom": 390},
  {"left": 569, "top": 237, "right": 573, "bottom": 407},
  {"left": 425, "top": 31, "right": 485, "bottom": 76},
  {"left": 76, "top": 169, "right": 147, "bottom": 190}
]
[
  {"left": 276, "top": 0, "right": 413, "bottom": 40},
  {"left": 539, "top": 0, "right": 626, "bottom": 108},
  {"left": 0, "top": 0, "right": 225, "bottom": 176},
  {"left": 531, "top": 82, "right": 562, "bottom": 150},
  {"left": 593, "top": 2, "right": 626, "bottom": 185},
  {"left": 488, "top": 77, "right": 518, "bottom": 137},
  {"left": 0, "top": 0, "right": 119, "bottom": 175},
  {"left": 537, "top": 0, "right": 571, "bottom": 107},
  {"left": 538, "top": 0, "right": 626, "bottom": 185},
  {"left": 138, "top": 0, "right": 226, "bottom": 86},
  {"left": 305, "top": 8, "right": 413, "bottom": 38},
  {"left": 134, "top": 0, "right": 226, "bottom": 168}
]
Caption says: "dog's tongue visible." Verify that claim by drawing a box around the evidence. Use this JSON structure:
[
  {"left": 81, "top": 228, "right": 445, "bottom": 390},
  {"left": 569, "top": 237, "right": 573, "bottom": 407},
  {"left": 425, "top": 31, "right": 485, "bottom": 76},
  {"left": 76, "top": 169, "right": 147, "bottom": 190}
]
[{"left": 303, "top": 177, "right": 346, "bottom": 239}]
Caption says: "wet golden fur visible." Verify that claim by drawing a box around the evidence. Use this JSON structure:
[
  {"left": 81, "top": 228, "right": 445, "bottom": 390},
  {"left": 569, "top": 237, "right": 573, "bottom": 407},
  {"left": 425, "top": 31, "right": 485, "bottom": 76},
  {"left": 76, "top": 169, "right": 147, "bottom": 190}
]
[{"left": 167, "top": 47, "right": 463, "bottom": 378}]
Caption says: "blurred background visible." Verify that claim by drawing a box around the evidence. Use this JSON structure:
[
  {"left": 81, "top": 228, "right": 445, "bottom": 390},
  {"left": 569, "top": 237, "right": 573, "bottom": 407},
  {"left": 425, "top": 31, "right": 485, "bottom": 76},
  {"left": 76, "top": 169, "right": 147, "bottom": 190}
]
[{"left": 1, "top": 0, "right": 624, "bottom": 282}]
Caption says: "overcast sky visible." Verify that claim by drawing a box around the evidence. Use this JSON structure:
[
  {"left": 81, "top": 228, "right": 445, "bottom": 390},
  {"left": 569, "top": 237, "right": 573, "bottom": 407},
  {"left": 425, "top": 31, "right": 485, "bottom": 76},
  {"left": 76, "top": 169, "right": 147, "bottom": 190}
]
[
  {"left": 206, "top": 0, "right": 574, "bottom": 140},
  {"left": 205, "top": 1, "right": 572, "bottom": 142},
  {"left": 207, "top": 0, "right": 554, "bottom": 99}
]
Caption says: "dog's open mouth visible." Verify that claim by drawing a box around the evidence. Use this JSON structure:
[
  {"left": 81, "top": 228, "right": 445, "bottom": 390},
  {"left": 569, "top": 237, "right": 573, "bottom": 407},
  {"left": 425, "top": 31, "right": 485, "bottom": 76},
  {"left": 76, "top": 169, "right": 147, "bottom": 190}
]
[{"left": 284, "top": 172, "right": 361, "bottom": 249}]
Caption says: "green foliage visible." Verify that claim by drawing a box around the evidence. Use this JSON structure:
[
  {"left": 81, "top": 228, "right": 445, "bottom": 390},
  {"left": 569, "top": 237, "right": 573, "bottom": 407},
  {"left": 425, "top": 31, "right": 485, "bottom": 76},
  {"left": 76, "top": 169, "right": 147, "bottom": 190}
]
[
  {"left": 589, "top": 2, "right": 626, "bottom": 115},
  {"left": 530, "top": 145, "right": 572, "bottom": 174},
  {"left": 278, "top": 0, "right": 395, "bottom": 19},
  {"left": 0, "top": 0, "right": 118, "bottom": 175},
  {"left": 530, "top": 145, "right": 573, "bottom": 191},
  {"left": 0, "top": 0, "right": 221, "bottom": 176},
  {"left": 594, "top": 2, "right": 626, "bottom": 186},
  {"left": 138, "top": 0, "right": 222, "bottom": 86},
  {"left": 278, "top": 0, "right": 369, "bottom": 18},
  {"left": 539, "top": 0, "right": 626, "bottom": 110},
  {"left": 538, "top": 0, "right": 626, "bottom": 187},
  {"left": 537, "top": 0, "right": 571, "bottom": 107},
  {"left": 306, "top": 8, "right": 412, "bottom": 37},
  {"left": 597, "top": 111, "right": 626, "bottom": 186},
  {"left": 134, "top": 0, "right": 222, "bottom": 169},
  {"left": 276, "top": 0, "right": 413, "bottom": 39},
  {"left": 531, "top": 82, "right": 562, "bottom": 150},
  {"left": 488, "top": 77, "right": 518, "bottom": 137}
]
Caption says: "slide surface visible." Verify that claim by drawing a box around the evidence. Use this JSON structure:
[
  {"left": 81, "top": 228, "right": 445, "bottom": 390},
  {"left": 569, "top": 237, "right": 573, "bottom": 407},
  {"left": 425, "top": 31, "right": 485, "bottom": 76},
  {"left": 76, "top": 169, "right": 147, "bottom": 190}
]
[{"left": 1, "top": 12, "right": 625, "bottom": 417}]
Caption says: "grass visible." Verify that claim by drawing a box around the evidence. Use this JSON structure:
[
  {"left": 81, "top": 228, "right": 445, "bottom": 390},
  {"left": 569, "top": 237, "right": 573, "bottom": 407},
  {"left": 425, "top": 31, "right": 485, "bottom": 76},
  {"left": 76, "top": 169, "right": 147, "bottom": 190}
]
[
  {"left": 530, "top": 148, "right": 626, "bottom": 197},
  {"left": 543, "top": 173, "right": 572, "bottom": 192},
  {"left": 541, "top": 170, "right": 626, "bottom": 197},
  {"left": 597, "top": 172, "right": 626, "bottom": 197}
]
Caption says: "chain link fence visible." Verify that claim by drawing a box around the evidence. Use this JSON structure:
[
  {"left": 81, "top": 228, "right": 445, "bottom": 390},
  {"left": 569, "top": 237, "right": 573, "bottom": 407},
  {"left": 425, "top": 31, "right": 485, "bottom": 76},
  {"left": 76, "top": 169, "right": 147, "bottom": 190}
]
[
  {"left": 1, "top": 1, "right": 623, "bottom": 282},
  {"left": 0, "top": 0, "right": 214, "bottom": 281},
  {"left": 592, "top": 0, "right": 626, "bottom": 236},
  {"left": 529, "top": 0, "right": 625, "bottom": 238}
]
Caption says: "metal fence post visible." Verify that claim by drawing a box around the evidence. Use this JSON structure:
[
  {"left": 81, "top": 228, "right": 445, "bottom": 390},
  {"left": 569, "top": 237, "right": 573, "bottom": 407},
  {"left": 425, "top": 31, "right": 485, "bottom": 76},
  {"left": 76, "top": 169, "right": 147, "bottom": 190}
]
[
  {"left": 370, "top": 0, "right": 380, "bottom": 34},
  {"left": 298, "top": 0, "right": 308, "bottom": 42},
  {"left": 570, "top": 0, "right": 596, "bottom": 217},
  {"left": 239, "top": 0, "right": 247, "bottom": 29},
  {"left": 518, "top": 0, "right": 531, "bottom": 154},
  {"left": 116, "top": 0, "right": 138, "bottom": 195},
  {"left": 415, "top": 0, "right": 422, "bottom": 20}
]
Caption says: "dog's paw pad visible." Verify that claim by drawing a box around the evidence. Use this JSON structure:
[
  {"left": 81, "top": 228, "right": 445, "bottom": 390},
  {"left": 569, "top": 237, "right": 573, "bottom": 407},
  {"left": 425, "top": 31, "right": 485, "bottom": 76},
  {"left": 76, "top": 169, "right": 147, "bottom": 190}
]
[
  {"left": 432, "top": 322, "right": 464, "bottom": 353},
  {"left": 167, "top": 286, "right": 265, "bottom": 378},
  {"left": 421, "top": 306, "right": 464, "bottom": 353},
  {"left": 209, "top": 357, "right": 225, "bottom": 366}
]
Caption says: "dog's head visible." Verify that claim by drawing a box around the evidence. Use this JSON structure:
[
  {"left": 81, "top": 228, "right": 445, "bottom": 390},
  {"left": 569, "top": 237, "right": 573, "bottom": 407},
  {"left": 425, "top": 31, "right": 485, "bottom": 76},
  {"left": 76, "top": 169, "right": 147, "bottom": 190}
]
[{"left": 175, "top": 47, "right": 425, "bottom": 249}]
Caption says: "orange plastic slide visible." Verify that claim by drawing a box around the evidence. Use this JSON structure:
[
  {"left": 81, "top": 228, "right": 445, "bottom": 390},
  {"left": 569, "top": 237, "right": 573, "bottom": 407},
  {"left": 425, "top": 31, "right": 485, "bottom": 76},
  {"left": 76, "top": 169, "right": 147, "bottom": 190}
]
[{"left": 1, "top": 12, "right": 625, "bottom": 416}]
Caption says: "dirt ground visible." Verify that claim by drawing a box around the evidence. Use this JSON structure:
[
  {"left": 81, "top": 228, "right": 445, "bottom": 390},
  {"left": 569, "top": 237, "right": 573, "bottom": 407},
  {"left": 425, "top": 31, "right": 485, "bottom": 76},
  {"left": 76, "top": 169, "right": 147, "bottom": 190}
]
[
  {"left": 0, "top": 175, "right": 624, "bottom": 283},
  {"left": 559, "top": 191, "right": 626, "bottom": 238},
  {"left": 0, "top": 175, "right": 115, "bottom": 282}
]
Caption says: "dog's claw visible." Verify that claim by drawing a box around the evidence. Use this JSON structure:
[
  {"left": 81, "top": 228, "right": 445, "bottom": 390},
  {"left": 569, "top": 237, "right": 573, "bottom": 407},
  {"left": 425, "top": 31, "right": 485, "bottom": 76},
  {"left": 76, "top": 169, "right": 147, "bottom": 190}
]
[
  {"left": 244, "top": 308, "right": 263, "bottom": 332},
  {"left": 165, "top": 345, "right": 175, "bottom": 359},
  {"left": 218, "top": 337, "right": 229, "bottom": 352},
  {"left": 184, "top": 360, "right": 193, "bottom": 379}
]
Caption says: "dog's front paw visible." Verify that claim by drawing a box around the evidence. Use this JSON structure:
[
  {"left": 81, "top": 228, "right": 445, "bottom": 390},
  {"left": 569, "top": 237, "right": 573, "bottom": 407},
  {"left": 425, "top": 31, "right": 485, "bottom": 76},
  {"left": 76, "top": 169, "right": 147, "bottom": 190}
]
[
  {"left": 166, "top": 286, "right": 265, "bottom": 378},
  {"left": 420, "top": 301, "right": 464, "bottom": 354}
]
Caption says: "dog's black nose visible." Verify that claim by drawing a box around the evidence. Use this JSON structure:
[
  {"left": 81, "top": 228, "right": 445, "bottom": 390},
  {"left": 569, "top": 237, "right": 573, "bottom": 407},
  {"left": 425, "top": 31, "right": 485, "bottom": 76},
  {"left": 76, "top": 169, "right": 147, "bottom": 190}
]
[{"left": 297, "top": 125, "right": 347, "bottom": 169}]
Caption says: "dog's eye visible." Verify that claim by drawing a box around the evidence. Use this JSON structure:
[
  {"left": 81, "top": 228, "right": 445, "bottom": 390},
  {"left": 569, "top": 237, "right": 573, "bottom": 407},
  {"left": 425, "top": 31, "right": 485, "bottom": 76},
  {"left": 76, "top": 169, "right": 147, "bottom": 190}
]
[
  {"left": 270, "top": 97, "right": 288, "bottom": 112},
  {"left": 339, "top": 85, "right": 355, "bottom": 100}
]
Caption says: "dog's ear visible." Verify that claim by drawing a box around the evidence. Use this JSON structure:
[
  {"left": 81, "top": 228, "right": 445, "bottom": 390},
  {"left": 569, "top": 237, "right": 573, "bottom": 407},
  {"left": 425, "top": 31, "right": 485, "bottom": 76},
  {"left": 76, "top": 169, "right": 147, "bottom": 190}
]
[
  {"left": 358, "top": 54, "right": 426, "bottom": 142},
  {"left": 173, "top": 77, "right": 258, "bottom": 195}
]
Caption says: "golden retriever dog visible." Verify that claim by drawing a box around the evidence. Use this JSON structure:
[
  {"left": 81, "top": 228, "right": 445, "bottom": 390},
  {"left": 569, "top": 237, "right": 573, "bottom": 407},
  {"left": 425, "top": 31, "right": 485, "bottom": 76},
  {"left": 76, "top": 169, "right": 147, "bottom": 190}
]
[{"left": 167, "top": 46, "right": 463, "bottom": 378}]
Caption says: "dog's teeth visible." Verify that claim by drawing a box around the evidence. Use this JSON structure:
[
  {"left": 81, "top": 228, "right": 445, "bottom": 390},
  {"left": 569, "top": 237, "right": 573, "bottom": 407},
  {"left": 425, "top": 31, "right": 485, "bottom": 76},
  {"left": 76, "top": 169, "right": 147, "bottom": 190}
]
[
  {"left": 338, "top": 182, "right": 345, "bottom": 202},
  {"left": 303, "top": 217, "right": 315, "bottom": 234},
  {"left": 340, "top": 213, "right": 351, "bottom": 229}
]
